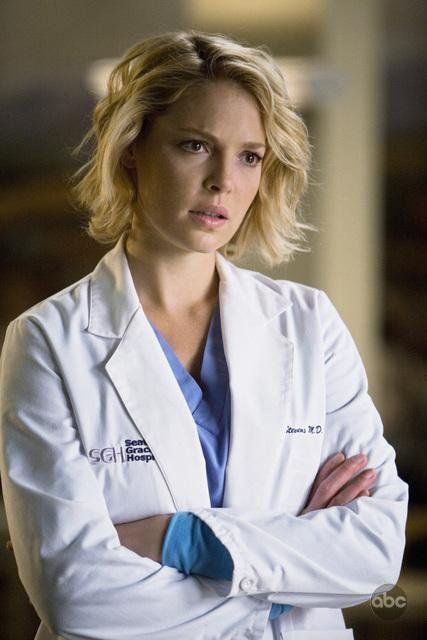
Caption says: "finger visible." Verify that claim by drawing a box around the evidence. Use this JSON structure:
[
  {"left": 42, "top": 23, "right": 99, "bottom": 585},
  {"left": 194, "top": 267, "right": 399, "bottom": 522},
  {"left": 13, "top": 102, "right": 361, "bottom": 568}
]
[
  {"left": 307, "top": 454, "right": 369, "bottom": 511},
  {"left": 327, "top": 469, "right": 376, "bottom": 507},
  {"left": 301, "top": 452, "right": 347, "bottom": 514},
  {"left": 357, "top": 489, "right": 370, "bottom": 497},
  {"left": 309, "top": 452, "right": 346, "bottom": 497},
  {"left": 318, "top": 453, "right": 368, "bottom": 499}
]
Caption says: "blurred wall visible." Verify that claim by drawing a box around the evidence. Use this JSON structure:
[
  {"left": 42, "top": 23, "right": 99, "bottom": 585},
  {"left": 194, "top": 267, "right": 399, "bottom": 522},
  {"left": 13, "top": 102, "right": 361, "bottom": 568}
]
[{"left": 1, "top": 0, "right": 187, "bottom": 176}]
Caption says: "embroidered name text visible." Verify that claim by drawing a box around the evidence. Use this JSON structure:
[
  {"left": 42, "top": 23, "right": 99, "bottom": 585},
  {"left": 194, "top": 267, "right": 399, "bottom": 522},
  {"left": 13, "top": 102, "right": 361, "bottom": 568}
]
[{"left": 286, "top": 425, "right": 323, "bottom": 434}]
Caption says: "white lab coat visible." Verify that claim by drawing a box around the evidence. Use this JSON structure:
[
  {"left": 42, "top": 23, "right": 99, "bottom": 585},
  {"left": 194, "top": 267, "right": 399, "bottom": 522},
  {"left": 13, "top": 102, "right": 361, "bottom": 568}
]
[{"left": 0, "top": 236, "right": 407, "bottom": 640}]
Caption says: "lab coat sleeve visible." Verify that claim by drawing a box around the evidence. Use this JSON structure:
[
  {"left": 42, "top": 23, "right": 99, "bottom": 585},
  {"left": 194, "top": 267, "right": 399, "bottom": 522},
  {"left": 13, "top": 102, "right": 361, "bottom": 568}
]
[
  {"left": 191, "top": 290, "right": 408, "bottom": 609},
  {"left": 0, "top": 317, "right": 269, "bottom": 640}
]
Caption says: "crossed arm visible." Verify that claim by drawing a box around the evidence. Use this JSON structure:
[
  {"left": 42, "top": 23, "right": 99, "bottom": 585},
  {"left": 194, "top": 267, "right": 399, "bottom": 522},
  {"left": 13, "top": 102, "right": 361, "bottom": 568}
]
[{"left": 115, "top": 451, "right": 377, "bottom": 565}]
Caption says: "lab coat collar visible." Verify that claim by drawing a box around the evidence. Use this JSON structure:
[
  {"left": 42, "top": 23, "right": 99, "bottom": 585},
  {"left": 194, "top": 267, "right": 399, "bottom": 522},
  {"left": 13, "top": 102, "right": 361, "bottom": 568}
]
[
  {"left": 214, "top": 251, "right": 293, "bottom": 325},
  {"left": 87, "top": 236, "right": 140, "bottom": 338},
  {"left": 87, "top": 236, "right": 292, "bottom": 338}
]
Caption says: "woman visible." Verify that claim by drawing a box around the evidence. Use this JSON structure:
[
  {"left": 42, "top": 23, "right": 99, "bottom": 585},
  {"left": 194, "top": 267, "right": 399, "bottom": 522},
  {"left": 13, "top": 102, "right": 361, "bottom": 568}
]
[{"left": 0, "top": 31, "right": 407, "bottom": 640}]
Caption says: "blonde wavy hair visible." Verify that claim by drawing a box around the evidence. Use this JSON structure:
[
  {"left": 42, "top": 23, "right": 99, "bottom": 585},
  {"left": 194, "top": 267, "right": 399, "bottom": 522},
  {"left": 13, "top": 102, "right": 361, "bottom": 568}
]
[{"left": 74, "top": 30, "right": 313, "bottom": 266}]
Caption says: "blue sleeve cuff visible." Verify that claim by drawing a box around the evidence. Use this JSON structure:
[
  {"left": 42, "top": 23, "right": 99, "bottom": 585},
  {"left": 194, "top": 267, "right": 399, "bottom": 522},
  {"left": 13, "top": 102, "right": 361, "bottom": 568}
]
[
  {"left": 162, "top": 513, "right": 292, "bottom": 620},
  {"left": 269, "top": 603, "right": 293, "bottom": 620},
  {"left": 162, "top": 512, "right": 234, "bottom": 580}
]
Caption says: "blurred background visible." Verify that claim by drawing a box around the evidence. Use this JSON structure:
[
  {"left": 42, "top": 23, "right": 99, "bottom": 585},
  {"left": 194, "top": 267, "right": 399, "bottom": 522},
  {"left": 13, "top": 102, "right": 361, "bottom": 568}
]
[{"left": 0, "top": 0, "right": 425, "bottom": 637}]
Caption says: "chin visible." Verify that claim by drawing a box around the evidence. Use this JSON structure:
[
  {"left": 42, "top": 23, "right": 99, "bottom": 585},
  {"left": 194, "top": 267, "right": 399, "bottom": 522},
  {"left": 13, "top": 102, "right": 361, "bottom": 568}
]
[
  {"left": 194, "top": 242, "right": 225, "bottom": 255},
  {"left": 181, "top": 237, "right": 223, "bottom": 255}
]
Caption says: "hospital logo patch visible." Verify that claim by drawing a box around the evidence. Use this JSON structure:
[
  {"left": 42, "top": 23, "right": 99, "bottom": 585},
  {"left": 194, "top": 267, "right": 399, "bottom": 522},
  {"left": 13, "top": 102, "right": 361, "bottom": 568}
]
[{"left": 88, "top": 438, "right": 155, "bottom": 464}]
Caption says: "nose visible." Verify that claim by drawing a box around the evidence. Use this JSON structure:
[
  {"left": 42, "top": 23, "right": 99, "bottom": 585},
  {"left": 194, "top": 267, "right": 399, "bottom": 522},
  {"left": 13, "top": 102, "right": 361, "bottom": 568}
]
[{"left": 203, "top": 156, "right": 233, "bottom": 194}]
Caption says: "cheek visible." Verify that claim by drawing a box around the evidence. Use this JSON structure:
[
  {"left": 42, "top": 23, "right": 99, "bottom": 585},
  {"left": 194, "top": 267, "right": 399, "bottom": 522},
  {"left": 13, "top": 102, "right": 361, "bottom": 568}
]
[
  {"left": 139, "top": 166, "right": 184, "bottom": 210},
  {"left": 238, "top": 172, "right": 261, "bottom": 209},
  {"left": 158, "top": 159, "right": 193, "bottom": 195}
]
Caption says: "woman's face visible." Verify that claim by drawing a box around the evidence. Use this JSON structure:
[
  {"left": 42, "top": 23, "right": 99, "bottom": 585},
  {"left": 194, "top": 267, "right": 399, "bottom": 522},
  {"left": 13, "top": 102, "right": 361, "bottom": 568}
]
[{"left": 129, "top": 78, "right": 266, "bottom": 257}]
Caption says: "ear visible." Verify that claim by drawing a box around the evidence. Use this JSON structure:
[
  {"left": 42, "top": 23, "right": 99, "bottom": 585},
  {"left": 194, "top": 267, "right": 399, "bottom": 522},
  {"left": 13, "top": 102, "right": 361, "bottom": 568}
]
[{"left": 121, "top": 143, "right": 137, "bottom": 169}]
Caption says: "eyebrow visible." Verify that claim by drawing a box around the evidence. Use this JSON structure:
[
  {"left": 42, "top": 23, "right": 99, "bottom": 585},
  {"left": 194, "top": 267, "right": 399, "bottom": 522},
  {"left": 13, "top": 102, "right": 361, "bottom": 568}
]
[{"left": 175, "top": 127, "right": 266, "bottom": 150}]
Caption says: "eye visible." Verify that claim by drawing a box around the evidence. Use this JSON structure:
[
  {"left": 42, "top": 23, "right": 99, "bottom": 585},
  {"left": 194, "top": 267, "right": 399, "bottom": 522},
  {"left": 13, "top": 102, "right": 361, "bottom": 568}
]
[
  {"left": 242, "top": 151, "right": 263, "bottom": 167},
  {"left": 181, "top": 140, "right": 208, "bottom": 153}
]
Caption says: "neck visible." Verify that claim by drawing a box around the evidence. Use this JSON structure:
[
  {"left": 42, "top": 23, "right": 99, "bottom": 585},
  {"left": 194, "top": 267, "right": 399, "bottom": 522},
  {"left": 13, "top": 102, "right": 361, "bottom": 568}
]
[{"left": 125, "top": 232, "right": 219, "bottom": 315}]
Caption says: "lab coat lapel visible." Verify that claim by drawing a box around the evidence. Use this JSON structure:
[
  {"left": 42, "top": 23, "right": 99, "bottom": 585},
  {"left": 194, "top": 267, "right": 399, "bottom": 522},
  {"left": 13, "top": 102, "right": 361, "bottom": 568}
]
[
  {"left": 88, "top": 239, "right": 211, "bottom": 510},
  {"left": 105, "top": 312, "right": 211, "bottom": 510},
  {"left": 215, "top": 253, "right": 294, "bottom": 507}
]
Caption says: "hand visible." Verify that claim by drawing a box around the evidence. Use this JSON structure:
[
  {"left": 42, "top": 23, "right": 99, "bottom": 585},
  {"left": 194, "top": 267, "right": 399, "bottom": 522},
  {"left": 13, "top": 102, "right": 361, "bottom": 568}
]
[
  {"left": 115, "top": 514, "right": 172, "bottom": 562},
  {"left": 300, "top": 452, "right": 376, "bottom": 515}
]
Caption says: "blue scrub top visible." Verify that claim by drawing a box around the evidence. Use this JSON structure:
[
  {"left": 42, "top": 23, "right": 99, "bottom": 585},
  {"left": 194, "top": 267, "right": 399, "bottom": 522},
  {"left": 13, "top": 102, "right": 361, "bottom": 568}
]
[{"left": 149, "top": 302, "right": 230, "bottom": 508}]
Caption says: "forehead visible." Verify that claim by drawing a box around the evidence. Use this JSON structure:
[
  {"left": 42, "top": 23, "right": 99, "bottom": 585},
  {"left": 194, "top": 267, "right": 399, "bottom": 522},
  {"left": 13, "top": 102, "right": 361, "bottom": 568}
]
[{"left": 153, "top": 79, "right": 265, "bottom": 142}]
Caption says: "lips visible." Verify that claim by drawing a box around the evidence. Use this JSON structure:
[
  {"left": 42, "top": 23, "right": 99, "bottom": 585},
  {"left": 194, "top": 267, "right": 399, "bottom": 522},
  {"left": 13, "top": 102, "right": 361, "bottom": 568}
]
[
  {"left": 189, "top": 205, "right": 229, "bottom": 219},
  {"left": 189, "top": 209, "right": 229, "bottom": 229}
]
